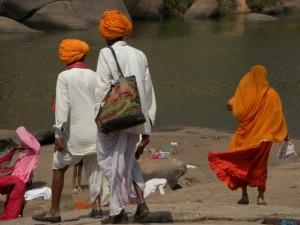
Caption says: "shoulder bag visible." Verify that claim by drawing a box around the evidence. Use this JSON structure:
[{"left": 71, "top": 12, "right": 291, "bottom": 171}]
[{"left": 95, "top": 47, "right": 146, "bottom": 134}]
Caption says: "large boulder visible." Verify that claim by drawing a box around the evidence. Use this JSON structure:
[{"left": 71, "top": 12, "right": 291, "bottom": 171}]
[
  {"left": 0, "top": 16, "right": 42, "bottom": 33},
  {"left": 23, "top": 1, "right": 89, "bottom": 29},
  {"left": 0, "top": 0, "right": 56, "bottom": 21},
  {"left": 70, "top": 0, "right": 131, "bottom": 23},
  {"left": 184, "top": 0, "right": 219, "bottom": 18},
  {"left": 249, "top": 0, "right": 300, "bottom": 14},
  {"left": 33, "top": 130, "right": 55, "bottom": 146},
  {"left": 124, "top": 0, "right": 164, "bottom": 20},
  {"left": 0, "top": 129, "right": 20, "bottom": 149},
  {"left": 140, "top": 156, "right": 187, "bottom": 190},
  {"left": 282, "top": 0, "right": 300, "bottom": 13},
  {"left": 245, "top": 13, "right": 278, "bottom": 21}
]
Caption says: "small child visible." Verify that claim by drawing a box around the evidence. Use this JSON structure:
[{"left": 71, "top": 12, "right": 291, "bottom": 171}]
[
  {"left": 135, "top": 134, "right": 150, "bottom": 160},
  {"left": 72, "top": 158, "right": 83, "bottom": 194}
]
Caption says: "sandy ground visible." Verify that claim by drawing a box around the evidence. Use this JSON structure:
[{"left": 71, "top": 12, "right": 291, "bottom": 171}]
[{"left": 1, "top": 126, "right": 300, "bottom": 224}]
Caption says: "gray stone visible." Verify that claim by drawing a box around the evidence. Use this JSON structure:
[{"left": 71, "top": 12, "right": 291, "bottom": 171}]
[
  {"left": 0, "top": 129, "right": 20, "bottom": 149},
  {"left": 282, "top": 0, "right": 300, "bottom": 13},
  {"left": 184, "top": 0, "right": 218, "bottom": 18},
  {"left": 261, "top": 0, "right": 300, "bottom": 14},
  {"left": 33, "top": 130, "right": 55, "bottom": 146},
  {"left": 124, "top": 0, "right": 165, "bottom": 20},
  {"left": 23, "top": 1, "right": 89, "bottom": 30},
  {"left": 0, "top": 16, "right": 42, "bottom": 33},
  {"left": 70, "top": 0, "right": 130, "bottom": 24},
  {"left": 141, "top": 156, "right": 187, "bottom": 189},
  {"left": 245, "top": 13, "right": 278, "bottom": 21},
  {"left": 0, "top": 0, "right": 57, "bottom": 21}
]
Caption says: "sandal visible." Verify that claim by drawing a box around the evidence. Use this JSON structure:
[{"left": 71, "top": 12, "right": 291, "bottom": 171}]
[
  {"left": 32, "top": 212, "right": 61, "bottom": 223},
  {"left": 101, "top": 209, "right": 128, "bottom": 224},
  {"left": 134, "top": 202, "right": 149, "bottom": 221}
]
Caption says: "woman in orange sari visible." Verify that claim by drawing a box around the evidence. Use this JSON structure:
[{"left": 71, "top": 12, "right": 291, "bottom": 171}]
[{"left": 208, "top": 65, "right": 288, "bottom": 205}]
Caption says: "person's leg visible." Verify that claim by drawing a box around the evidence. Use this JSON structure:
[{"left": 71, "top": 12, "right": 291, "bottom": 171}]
[
  {"left": 72, "top": 165, "right": 78, "bottom": 190},
  {"left": 77, "top": 161, "right": 83, "bottom": 191},
  {"left": 237, "top": 186, "right": 249, "bottom": 204},
  {"left": 32, "top": 151, "right": 74, "bottom": 222},
  {"left": 123, "top": 133, "right": 149, "bottom": 221},
  {"left": 49, "top": 166, "right": 68, "bottom": 215},
  {"left": 132, "top": 161, "right": 149, "bottom": 221},
  {"left": 83, "top": 154, "right": 103, "bottom": 219},
  {"left": 257, "top": 187, "right": 267, "bottom": 205},
  {"left": 97, "top": 131, "right": 128, "bottom": 224}
]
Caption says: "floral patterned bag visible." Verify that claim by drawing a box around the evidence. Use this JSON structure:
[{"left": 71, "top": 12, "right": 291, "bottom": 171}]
[{"left": 95, "top": 47, "right": 146, "bottom": 134}]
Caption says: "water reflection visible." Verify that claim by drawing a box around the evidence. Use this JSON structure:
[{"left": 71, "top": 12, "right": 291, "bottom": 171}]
[{"left": 0, "top": 15, "right": 300, "bottom": 138}]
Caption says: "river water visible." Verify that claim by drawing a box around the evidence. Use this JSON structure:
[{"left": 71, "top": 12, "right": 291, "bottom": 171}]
[{"left": 0, "top": 15, "right": 300, "bottom": 138}]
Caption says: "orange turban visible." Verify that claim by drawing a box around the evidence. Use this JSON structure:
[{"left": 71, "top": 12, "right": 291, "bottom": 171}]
[
  {"left": 98, "top": 10, "right": 132, "bottom": 41},
  {"left": 59, "top": 39, "right": 90, "bottom": 65}
]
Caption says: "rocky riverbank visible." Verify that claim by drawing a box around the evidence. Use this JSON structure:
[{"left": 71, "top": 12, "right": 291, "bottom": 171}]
[
  {"left": 1, "top": 127, "right": 300, "bottom": 224},
  {"left": 1, "top": 0, "right": 300, "bottom": 33}
]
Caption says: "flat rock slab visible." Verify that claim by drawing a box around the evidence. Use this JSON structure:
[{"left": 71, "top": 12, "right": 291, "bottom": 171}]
[
  {"left": 3, "top": 202, "right": 300, "bottom": 224},
  {"left": 245, "top": 13, "right": 278, "bottom": 21}
]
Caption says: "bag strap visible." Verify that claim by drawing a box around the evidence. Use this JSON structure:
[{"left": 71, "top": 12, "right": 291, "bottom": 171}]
[{"left": 109, "top": 46, "right": 124, "bottom": 78}]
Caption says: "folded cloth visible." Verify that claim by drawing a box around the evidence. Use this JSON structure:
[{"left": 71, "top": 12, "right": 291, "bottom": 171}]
[
  {"left": 276, "top": 141, "right": 298, "bottom": 159},
  {"left": 24, "top": 187, "right": 52, "bottom": 201},
  {"left": 144, "top": 178, "right": 167, "bottom": 198}
]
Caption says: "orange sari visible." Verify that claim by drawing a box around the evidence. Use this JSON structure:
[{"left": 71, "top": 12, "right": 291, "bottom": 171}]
[{"left": 208, "top": 65, "right": 287, "bottom": 190}]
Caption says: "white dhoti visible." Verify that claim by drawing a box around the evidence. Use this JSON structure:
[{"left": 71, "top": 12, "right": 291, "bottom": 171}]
[
  {"left": 96, "top": 131, "right": 145, "bottom": 216},
  {"left": 83, "top": 154, "right": 104, "bottom": 204}
]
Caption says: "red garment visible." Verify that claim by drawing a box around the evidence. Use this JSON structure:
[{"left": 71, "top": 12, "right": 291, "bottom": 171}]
[
  {"left": 0, "top": 175, "right": 26, "bottom": 220},
  {"left": 208, "top": 141, "right": 272, "bottom": 191},
  {"left": 52, "top": 61, "right": 89, "bottom": 112},
  {"left": 0, "top": 148, "right": 16, "bottom": 168},
  {"left": 66, "top": 61, "right": 88, "bottom": 70}
]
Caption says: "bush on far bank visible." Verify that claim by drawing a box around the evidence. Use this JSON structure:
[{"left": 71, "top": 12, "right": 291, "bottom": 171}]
[{"left": 164, "top": 0, "right": 195, "bottom": 17}]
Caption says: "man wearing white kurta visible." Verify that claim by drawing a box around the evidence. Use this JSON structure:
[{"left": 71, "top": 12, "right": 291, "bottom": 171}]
[
  {"left": 32, "top": 39, "right": 104, "bottom": 223},
  {"left": 95, "top": 10, "right": 157, "bottom": 224}
]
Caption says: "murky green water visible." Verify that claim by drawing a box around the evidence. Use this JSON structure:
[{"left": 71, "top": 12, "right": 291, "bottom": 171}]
[{"left": 1, "top": 15, "right": 300, "bottom": 137}]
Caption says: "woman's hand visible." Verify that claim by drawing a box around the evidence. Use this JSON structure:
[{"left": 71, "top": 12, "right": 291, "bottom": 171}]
[
  {"left": 226, "top": 97, "right": 234, "bottom": 111},
  {"left": 226, "top": 103, "right": 233, "bottom": 111}
]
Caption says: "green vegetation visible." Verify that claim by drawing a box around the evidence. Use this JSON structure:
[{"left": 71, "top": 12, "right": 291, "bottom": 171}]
[
  {"left": 163, "top": 0, "right": 194, "bottom": 17},
  {"left": 246, "top": 0, "right": 281, "bottom": 11},
  {"left": 217, "top": 0, "right": 237, "bottom": 15}
]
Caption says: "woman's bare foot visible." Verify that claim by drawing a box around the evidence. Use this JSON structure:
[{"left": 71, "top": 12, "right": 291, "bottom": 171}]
[
  {"left": 257, "top": 197, "right": 267, "bottom": 205},
  {"left": 237, "top": 196, "right": 249, "bottom": 204},
  {"left": 257, "top": 187, "right": 266, "bottom": 205}
]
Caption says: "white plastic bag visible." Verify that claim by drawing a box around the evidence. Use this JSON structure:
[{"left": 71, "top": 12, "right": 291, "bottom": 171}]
[{"left": 276, "top": 141, "right": 298, "bottom": 159}]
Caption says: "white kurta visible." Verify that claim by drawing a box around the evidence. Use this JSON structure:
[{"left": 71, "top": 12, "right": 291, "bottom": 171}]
[
  {"left": 94, "top": 41, "right": 157, "bottom": 135},
  {"left": 54, "top": 68, "right": 97, "bottom": 155},
  {"left": 95, "top": 41, "right": 157, "bottom": 216}
]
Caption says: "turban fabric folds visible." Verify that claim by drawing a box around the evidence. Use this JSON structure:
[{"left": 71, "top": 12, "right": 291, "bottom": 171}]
[
  {"left": 99, "top": 10, "right": 132, "bottom": 41},
  {"left": 59, "top": 39, "right": 90, "bottom": 65}
]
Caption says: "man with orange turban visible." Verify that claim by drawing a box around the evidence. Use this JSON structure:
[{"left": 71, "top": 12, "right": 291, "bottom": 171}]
[
  {"left": 95, "top": 10, "right": 156, "bottom": 224},
  {"left": 208, "top": 65, "right": 288, "bottom": 206},
  {"left": 33, "top": 39, "right": 105, "bottom": 222}
]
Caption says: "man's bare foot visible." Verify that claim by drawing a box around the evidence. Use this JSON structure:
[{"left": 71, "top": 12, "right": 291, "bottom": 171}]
[
  {"left": 237, "top": 196, "right": 249, "bottom": 204},
  {"left": 257, "top": 197, "right": 267, "bottom": 205}
]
